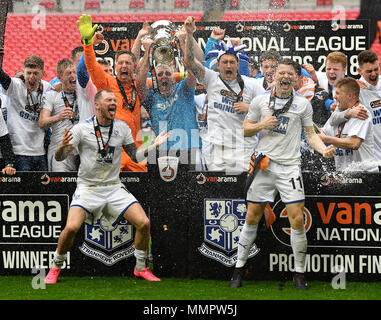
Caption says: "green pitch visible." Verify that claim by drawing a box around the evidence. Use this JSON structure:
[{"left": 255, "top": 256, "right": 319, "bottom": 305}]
[{"left": 1, "top": 276, "right": 381, "bottom": 300}]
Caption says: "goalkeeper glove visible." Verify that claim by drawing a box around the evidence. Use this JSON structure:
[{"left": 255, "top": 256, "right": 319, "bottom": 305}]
[{"left": 77, "top": 14, "right": 98, "bottom": 45}]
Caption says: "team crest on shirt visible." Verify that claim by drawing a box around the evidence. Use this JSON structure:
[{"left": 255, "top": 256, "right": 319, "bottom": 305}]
[
  {"left": 198, "top": 199, "right": 260, "bottom": 267},
  {"left": 79, "top": 215, "right": 135, "bottom": 266}
]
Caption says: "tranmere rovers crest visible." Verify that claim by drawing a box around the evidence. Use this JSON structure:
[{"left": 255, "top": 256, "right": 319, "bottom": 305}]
[
  {"left": 79, "top": 214, "right": 135, "bottom": 266},
  {"left": 198, "top": 199, "right": 260, "bottom": 267}
]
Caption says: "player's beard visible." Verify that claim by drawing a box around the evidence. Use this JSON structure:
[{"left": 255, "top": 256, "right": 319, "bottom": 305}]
[{"left": 99, "top": 105, "right": 116, "bottom": 125}]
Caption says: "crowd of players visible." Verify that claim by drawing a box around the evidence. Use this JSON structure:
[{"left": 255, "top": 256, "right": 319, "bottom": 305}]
[
  {"left": 0, "top": 15, "right": 380, "bottom": 175},
  {"left": 1, "top": 13, "right": 380, "bottom": 288}
]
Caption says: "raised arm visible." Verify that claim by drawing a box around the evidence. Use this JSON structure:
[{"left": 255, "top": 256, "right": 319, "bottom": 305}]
[
  {"left": 302, "top": 63, "right": 319, "bottom": 85},
  {"left": 0, "top": 69, "right": 11, "bottom": 91},
  {"left": 76, "top": 52, "right": 89, "bottom": 89},
  {"left": 136, "top": 38, "right": 154, "bottom": 101},
  {"left": 131, "top": 21, "right": 152, "bottom": 61},
  {"left": 77, "top": 32, "right": 110, "bottom": 89},
  {"left": 0, "top": 48, "right": 11, "bottom": 91},
  {"left": 77, "top": 14, "right": 112, "bottom": 90},
  {"left": 175, "top": 24, "right": 204, "bottom": 64},
  {"left": 185, "top": 69, "right": 197, "bottom": 89},
  {"left": 183, "top": 16, "right": 205, "bottom": 82}
]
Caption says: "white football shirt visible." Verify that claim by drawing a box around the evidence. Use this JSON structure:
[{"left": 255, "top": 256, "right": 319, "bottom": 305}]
[
  {"left": 246, "top": 90, "right": 313, "bottom": 165},
  {"left": 200, "top": 68, "right": 265, "bottom": 149},
  {"left": 41, "top": 89, "right": 77, "bottom": 154},
  {"left": 77, "top": 79, "right": 96, "bottom": 122},
  {"left": 323, "top": 105, "right": 377, "bottom": 172},
  {"left": 1, "top": 78, "right": 51, "bottom": 156},
  {"left": 70, "top": 116, "right": 135, "bottom": 186},
  {"left": 359, "top": 75, "right": 381, "bottom": 160},
  {"left": 194, "top": 93, "right": 211, "bottom": 167}
]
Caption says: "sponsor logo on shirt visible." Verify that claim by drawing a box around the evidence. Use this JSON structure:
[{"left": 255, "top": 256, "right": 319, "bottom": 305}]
[
  {"left": 372, "top": 108, "right": 381, "bottom": 126},
  {"left": 370, "top": 100, "right": 381, "bottom": 108},
  {"left": 96, "top": 146, "right": 115, "bottom": 164},
  {"left": 273, "top": 115, "right": 289, "bottom": 134}
]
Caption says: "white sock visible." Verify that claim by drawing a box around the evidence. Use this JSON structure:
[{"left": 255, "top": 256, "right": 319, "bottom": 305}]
[
  {"left": 53, "top": 250, "right": 67, "bottom": 269},
  {"left": 134, "top": 249, "right": 147, "bottom": 271},
  {"left": 291, "top": 227, "right": 307, "bottom": 273},
  {"left": 236, "top": 223, "right": 258, "bottom": 268}
]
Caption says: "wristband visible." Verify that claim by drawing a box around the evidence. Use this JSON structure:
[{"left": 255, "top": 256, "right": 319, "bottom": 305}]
[{"left": 82, "top": 38, "right": 93, "bottom": 45}]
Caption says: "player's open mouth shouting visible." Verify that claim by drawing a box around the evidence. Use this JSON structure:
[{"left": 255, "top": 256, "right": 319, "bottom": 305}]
[
  {"left": 68, "top": 78, "right": 77, "bottom": 90},
  {"left": 108, "top": 104, "right": 116, "bottom": 117},
  {"left": 118, "top": 69, "right": 129, "bottom": 80}
]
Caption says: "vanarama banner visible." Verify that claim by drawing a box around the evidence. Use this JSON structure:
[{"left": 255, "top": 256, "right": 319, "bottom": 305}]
[
  {"left": 0, "top": 170, "right": 380, "bottom": 281},
  {"left": 93, "top": 19, "right": 369, "bottom": 77}
]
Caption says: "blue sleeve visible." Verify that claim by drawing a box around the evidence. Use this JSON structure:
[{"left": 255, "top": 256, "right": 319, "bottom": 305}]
[
  {"left": 77, "top": 52, "right": 89, "bottom": 89},
  {"left": 203, "top": 37, "right": 220, "bottom": 69},
  {"left": 301, "top": 67, "right": 311, "bottom": 78},
  {"left": 325, "top": 99, "right": 334, "bottom": 111},
  {"left": 238, "top": 60, "right": 250, "bottom": 77},
  {"left": 204, "top": 37, "right": 219, "bottom": 59},
  {"left": 49, "top": 77, "right": 60, "bottom": 85}
]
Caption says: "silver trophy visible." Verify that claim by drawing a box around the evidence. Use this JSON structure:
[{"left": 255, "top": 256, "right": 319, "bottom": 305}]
[{"left": 149, "top": 20, "right": 179, "bottom": 65}]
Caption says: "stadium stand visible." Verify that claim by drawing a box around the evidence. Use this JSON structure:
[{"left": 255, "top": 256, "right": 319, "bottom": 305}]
[
  {"left": 85, "top": 0, "right": 100, "bottom": 10},
  {"left": 39, "top": 1, "right": 55, "bottom": 10}
]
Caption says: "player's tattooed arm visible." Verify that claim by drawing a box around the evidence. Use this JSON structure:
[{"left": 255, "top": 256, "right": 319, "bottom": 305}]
[
  {"left": 123, "top": 143, "right": 140, "bottom": 163},
  {"left": 184, "top": 16, "right": 205, "bottom": 81}
]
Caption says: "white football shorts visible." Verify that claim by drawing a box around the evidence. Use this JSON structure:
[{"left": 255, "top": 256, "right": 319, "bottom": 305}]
[
  {"left": 209, "top": 144, "right": 253, "bottom": 173},
  {"left": 246, "top": 160, "right": 305, "bottom": 204},
  {"left": 70, "top": 183, "right": 139, "bottom": 226}
]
